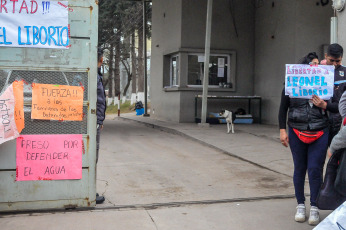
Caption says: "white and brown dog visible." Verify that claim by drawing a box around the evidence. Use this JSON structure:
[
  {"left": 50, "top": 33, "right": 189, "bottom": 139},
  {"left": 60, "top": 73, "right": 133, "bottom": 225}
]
[{"left": 219, "top": 110, "right": 236, "bottom": 134}]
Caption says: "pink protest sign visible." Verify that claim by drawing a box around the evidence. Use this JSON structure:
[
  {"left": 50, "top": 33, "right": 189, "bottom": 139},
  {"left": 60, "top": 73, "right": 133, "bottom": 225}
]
[
  {"left": 16, "top": 134, "right": 83, "bottom": 181},
  {"left": 0, "top": 84, "right": 20, "bottom": 145}
]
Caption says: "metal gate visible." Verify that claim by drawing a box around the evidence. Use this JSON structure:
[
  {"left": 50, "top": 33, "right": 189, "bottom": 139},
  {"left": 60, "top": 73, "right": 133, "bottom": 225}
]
[{"left": 0, "top": 0, "right": 98, "bottom": 211}]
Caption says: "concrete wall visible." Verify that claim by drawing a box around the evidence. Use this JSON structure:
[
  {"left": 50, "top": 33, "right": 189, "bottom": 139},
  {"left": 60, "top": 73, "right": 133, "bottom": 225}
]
[
  {"left": 151, "top": 0, "right": 256, "bottom": 122},
  {"left": 181, "top": 0, "right": 255, "bottom": 95},
  {"left": 338, "top": 9, "right": 346, "bottom": 49},
  {"left": 151, "top": 0, "right": 333, "bottom": 123},
  {"left": 150, "top": 0, "right": 183, "bottom": 121},
  {"left": 254, "top": 0, "right": 333, "bottom": 124}
]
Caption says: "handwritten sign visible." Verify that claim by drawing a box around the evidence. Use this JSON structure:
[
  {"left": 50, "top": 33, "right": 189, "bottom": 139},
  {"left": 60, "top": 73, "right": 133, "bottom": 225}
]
[
  {"left": 31, "top": 83, "right": 83, "bottom": 121},
  {"left": 16, "top": 134, "right": 83, "bottom": 181},
  {"left": 314, "top": 201, "right": 346, "bottom": 230},
  {"left": 13, "top": 81, "right": 25, "bottom": 133},
  {"left": 285, "top": 64, "right": 335, "bottom": 100},
  {"left": 0, "top": 84, "right": 20, "bottom": 145},
  {"left": 0, "top": 1, "right": 69, "bottom": 49}
]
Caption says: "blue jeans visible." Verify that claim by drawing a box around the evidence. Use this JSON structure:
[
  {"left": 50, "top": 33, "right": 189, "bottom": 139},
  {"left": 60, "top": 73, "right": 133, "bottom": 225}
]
[{"left": 288, "top": 127, "right": 329, "bottom": 206}]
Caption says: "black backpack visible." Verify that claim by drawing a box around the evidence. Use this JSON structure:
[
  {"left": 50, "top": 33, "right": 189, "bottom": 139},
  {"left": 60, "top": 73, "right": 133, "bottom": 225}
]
[
  {"left": 135, "top": 101, "right": 144, "bottom": 110},
  {"left": 317, "top": 149, "right": 346, "bottom": 210}
]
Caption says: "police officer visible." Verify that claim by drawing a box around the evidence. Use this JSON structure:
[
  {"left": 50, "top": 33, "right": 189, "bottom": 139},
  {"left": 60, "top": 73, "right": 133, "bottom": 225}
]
[{"left": 312, "top": 43, "right": 346, "bottom": 144}]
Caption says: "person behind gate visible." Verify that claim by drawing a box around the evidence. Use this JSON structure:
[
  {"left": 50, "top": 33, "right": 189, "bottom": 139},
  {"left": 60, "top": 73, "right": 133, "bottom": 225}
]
[{"left": 96, "top": 48, "right": 106, "bottom": 204}]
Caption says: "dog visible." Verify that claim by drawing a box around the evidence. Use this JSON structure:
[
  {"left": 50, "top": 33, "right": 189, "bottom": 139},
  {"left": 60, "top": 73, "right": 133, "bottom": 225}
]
[{"left": 219, "top": 110, "right": 236, "bottom": 134}]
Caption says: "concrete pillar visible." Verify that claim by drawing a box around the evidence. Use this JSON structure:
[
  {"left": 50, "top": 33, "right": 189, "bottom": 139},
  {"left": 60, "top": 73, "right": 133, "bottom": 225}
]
[
  {"left": 201, "top": 0, "right": 213, "bottom": 124},
  {"left": 337, "top": 10, "right": 346, "bottom": 47}
]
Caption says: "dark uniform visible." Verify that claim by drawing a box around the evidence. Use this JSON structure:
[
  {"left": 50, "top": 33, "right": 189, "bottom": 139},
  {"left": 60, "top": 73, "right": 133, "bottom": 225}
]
[
  {"left": 328, "top": 65, "right": 346, "bottom": 144},
  {"left": 96, "top": 68, "right": 106, "bottom": 163}
]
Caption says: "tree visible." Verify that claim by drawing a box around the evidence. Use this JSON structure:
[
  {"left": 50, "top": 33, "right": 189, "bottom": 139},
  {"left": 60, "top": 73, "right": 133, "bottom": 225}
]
[{"left": 98, "top": 0, "right": 151, "bottom": 100}]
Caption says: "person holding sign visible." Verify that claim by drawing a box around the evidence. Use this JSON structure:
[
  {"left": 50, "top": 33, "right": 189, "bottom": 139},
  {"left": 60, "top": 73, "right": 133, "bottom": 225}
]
[
  {"left": 96, "top": 48, "right": 106, "bottom": 204},
  {"left": 278, "top": 52, "right": 330, "bottom": 226}
]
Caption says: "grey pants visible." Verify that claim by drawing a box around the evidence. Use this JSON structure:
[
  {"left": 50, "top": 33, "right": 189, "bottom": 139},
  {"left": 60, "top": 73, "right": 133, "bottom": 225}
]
[{"left": 96, "top": 125, "right": 101, "bottom": 164}]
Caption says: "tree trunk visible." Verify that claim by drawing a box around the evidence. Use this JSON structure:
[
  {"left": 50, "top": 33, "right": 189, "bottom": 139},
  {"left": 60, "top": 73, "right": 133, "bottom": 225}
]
[
  {"left": 108, "top": 43, "right": 114, "bottom": 99},
  {"left": 114, "top": 31, "right": 121, "bottom": 97},
  {"left": 123, "top": 71, "right": 132, "bottom": 96},
  {"left": 131, "top": 31, "right": 137, "bottom": 94},
  {"left": 137, "top": 17, "right": 144, "bottom": 93}
]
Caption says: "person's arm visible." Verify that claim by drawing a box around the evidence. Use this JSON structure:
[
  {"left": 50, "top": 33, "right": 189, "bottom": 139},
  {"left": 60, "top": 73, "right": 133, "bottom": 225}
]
[
  {"left": 329, "top": 125, "right": 346, "bottom": 154},
  {"left": 324, "top": 84, "right": 346, "bottom": 113},
  {"left": 325, "top": 100, "right": 339, "bottom": 113},
  {"left": 278, "top": 88, "right": 290, "bottom": 147}
]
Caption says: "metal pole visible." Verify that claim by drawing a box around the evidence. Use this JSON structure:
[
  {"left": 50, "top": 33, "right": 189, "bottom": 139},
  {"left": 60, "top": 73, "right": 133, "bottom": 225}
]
[
  {"left": 143, "top": 0, "right": 150, "bottom": 117},
  {"left": 201, "top": 0, "right": 213, "bottom": 124},
  {"left": 331, "top": 16, "right": 338, "bottom": 44},
  {"left": 117, "top": 94, "right": 120, "bottom": 117}
]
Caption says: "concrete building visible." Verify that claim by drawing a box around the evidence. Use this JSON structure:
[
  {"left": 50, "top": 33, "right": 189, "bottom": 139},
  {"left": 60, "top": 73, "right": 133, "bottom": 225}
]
[{"left": 149, "top": 0, "right": 337, "bottom": 124}]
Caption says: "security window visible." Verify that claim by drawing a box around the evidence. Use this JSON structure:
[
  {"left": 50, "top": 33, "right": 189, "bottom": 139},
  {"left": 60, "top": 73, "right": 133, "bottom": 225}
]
[
  {"left": 188, "top": 54, "right": 231, "bottom": 87},
  {"left": 170, "top": 56, "right": 179, "bottom": 86}
]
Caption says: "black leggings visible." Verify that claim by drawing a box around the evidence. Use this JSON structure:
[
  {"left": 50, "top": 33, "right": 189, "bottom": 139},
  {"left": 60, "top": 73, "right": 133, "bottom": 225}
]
[{"left": 288, "top": 127, "right": 329, "bottom": 206}]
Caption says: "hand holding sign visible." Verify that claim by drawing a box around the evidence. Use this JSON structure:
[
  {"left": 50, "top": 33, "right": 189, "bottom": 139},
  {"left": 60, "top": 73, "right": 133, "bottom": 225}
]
[{"left": 312, "top": 95, "right": 327, "bottom": 109}]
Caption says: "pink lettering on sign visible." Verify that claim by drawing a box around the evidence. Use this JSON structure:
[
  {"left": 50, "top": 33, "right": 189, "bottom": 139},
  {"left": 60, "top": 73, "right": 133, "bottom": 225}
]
[
  {"left": 16, "top": 134, "right": 83, "bottom": 181},
  {"left": 0, "top": 0, "right": 38, "bottom": 14}
]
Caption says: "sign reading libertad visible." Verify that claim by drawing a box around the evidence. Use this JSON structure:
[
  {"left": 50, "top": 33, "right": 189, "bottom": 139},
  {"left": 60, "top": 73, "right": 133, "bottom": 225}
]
[
  {"left": 0, "top": 0, "right": 69, "bottom": 49},
  {"left": 285, "top": 64, "right": 335, "bottom": 100}
]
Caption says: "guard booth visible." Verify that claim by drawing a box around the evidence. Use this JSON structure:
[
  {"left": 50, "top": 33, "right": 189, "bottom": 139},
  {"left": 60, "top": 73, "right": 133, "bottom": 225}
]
[{"left": 0, "top": 0, "right": 98, "bottom": 211}]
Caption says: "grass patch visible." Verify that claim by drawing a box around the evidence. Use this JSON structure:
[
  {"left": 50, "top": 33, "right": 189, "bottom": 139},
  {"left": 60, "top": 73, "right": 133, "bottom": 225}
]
[{"left": 106, "top": 101, "right": 135, "bottom": 114}]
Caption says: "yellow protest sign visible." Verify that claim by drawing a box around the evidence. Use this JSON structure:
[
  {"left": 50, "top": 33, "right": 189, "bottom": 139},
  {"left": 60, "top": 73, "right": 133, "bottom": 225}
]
[{"left": 31, "top": 84, "right": 84, "bottom": 121}]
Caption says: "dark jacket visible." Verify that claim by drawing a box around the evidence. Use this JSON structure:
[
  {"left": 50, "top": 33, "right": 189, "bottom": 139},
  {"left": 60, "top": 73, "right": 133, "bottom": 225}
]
[
  {"left": 328, "top": 65, "right": 346, "bottom": 132},
  {"left": 287, "top": 98, "right": 329, "bottom": 131},
  {"left": 97, "top": 68, "right": 106, "bottom": 125}
]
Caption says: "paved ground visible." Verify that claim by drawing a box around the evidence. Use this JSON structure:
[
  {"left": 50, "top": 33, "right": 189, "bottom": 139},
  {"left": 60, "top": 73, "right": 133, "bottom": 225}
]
[
  {"left": 119, "top": 113, "right": 295, "bottom": 177},
  {"left": 0, "top": 199, "right": 333, "bottom": 230},
  {"left": 0, "top": 114, "right": 333, "bottom": 229}
]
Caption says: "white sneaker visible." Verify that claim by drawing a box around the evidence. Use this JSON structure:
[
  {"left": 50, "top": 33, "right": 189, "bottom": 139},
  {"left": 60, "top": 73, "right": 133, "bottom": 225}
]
[
  {"left": 295, "top": 204, "right": 306, "bottom": 222},
  {"left": 308, "top": 206, "right": 320, "bottom": 226}
]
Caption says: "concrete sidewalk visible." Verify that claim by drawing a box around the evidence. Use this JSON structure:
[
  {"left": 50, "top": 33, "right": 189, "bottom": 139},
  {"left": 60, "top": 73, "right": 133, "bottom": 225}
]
[
  {"left": 0, "top": 114, "right": 333, "bottom": 230},
  {"left": 115, "top": 113, "right": 293, "bottom": 178}
]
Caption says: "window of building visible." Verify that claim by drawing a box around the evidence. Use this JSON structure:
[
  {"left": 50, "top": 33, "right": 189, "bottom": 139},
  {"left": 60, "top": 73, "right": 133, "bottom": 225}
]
[
  {"left": 163, "top": 50, "right": 236, "bottom": 90},
  {"left": 170, "top": 56, "right": 179, "bottom": 86},
  {"left": 187, "top": 54, "right": 231, "bottom": 88}
]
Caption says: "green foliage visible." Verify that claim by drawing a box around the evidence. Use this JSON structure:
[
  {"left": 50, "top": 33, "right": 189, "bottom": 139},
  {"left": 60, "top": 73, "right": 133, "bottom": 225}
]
[
  {"left": 98, "top": 0, "right": 151, "bottom": 49},
  {"left": 98, "top": 1, "right": 152, "bottom": 96}
]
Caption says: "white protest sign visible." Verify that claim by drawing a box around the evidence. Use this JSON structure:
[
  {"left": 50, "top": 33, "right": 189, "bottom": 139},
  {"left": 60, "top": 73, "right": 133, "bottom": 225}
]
[
  {"left": 0, "top": 1, "right": 69, "bottom": 49},
  {"left": 313, "top": 201, "right": 346, "bottom": 230},
  {"left": 0, "top": 84, "right": 19, "bottom": 145},
  {"left": 285, "top": 64, "right": 335, "bottom": 100}
]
